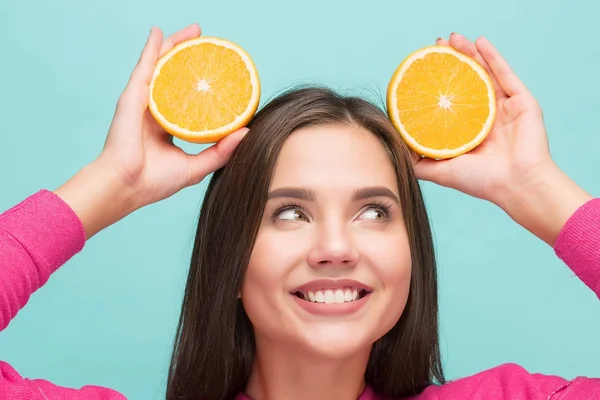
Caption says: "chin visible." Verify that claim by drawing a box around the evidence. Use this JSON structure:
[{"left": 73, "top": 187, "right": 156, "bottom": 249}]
[{"left": 294, "top": 322, "right": 378, "bottom": 360}]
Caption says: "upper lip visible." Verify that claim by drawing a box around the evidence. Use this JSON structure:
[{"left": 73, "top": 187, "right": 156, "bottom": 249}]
[{"left": 291, "top": 279, "right": 372, "bottom": 293}]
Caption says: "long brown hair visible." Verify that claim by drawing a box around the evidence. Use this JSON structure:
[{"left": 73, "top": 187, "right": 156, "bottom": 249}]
[{"left": 166, "top": 86, "right": 444, "bottom": 400}]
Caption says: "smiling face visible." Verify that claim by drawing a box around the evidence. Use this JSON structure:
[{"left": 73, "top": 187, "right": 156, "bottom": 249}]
[{"left": 241, "top": 123, "right": 412, "bottom": 358}]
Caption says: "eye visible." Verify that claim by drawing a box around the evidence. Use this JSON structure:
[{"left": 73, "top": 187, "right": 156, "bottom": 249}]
[
  {"left": 273, "top": 205, "right": 309, "bottom": 222},
  {"left": 358, "top": 202, "right": 392, "bottom": 221}
]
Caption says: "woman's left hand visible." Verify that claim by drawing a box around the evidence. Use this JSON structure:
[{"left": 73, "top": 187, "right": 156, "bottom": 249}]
[{"left": 414, "top": 33, "right": 591, "bottom": 245}]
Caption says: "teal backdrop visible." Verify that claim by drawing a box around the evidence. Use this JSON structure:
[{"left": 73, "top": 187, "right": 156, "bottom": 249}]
[{"left": 1, "top": 0, "right": 599, "bottom": 398}]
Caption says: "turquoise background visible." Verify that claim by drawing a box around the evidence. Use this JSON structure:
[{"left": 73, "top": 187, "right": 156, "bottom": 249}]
[{"left": 1, "top": 0, "right": 599, "bottom": 398}]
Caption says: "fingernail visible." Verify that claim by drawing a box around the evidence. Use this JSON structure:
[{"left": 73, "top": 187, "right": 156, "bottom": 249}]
[
  {"left": 450, "top": 32, "right": 456, "bottom": 37},
  {"left": 436, "top": 37, "right": 442, "bottom": 42}
]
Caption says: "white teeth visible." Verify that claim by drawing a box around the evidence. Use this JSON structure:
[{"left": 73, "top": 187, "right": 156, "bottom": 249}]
[
  {"left": 324, "top": 290, "right": 335, "bottom": 304},
  {"left": 305, "top": 287, "right": 363, "bottom": 304},
  {"left": 344, "top": 289, "right": 353, "bottom": 302},
  {"left": 315, "top": 291, "right": 325, "bottom": 303}
]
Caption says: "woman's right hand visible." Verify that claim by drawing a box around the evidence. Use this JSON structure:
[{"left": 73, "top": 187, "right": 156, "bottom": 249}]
[
  {"left": 414, "top": 33, "right": 591, "bottom": 245},
  {"left": 54, "top": 25, "right": 247, "bottom": 239}
]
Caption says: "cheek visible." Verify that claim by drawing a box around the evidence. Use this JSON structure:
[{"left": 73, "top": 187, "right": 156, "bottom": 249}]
[
  {"left": 364, "top": 230, "right": 412, "bottom": 336},
  {"left": 378, "top": 236, "right": 412, "bottom": 287},
  {"left": 241, "top": 229, "right": 307, "bottom": 334},
  {"left": 363, "top": 227, "right": 412, "bottom": 287}
]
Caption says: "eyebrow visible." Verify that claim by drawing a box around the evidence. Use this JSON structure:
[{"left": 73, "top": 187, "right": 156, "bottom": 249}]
[
  {"left": 267, "top": 186, "right": 400, "bottom": 205},
  {"left": 267, "top": 187, "right": 315, "bottom": 201},
  {"left": 352, "top": 187, "right": 400, "bottom": 205}
]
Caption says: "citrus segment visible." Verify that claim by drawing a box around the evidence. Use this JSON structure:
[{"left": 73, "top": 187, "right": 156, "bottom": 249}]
[
  {"left": 387, "top": 45, "right": 496, "bottom": 159},
  {"left": 149, "top": 37, "right": 260, "bottom": 143}
]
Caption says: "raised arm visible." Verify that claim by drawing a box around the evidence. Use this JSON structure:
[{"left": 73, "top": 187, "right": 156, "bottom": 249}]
[
  {"left": 414, "top": 33, "right": 597, "bottom": 292},
  {"left": 0, "top": 24, "right": 246, "bottom": 399},
  {"left": 411, "top": 32, "right": 599, "bottom": 399},
  {"left": 0, "top": 24, "right": 246, "bottom": 332},
  {"left": 415, "top": 34, "right": 593, "bottom": 246}
]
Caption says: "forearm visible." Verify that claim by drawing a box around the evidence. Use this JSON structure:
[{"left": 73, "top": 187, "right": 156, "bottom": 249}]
[
  {"left": 496, "top": 163, "right": 593, "bottom": 246},
  {"left": 0, "top": 191, "right": 86, "bottom": 330},
  {"left": 53, "top": 160, "right": 138, "bottom": 239}
]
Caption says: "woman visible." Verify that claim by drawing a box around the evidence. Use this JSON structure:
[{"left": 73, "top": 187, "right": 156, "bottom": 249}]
[{"left": 0, "top": 24, "right": 598, "bottom": 400}]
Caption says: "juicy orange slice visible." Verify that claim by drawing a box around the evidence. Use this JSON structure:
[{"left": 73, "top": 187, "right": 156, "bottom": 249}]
[
  {"left": 387, "top": 45, "right": 496, "bottom": 159},
  {"left": 149, "top": 36, "right": 260, "bottom": 143}
]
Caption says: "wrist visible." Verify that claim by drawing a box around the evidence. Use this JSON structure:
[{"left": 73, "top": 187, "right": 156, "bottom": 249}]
[
  {"left": 53, "top": 159, "right": 139, "bottom": 239},
  {"left": 495, "top": 162, "right": 592, "bottom": 246}
]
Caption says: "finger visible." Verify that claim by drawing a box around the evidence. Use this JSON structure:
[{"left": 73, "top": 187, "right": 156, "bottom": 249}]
[
  {"left": 186, "top": 127, "right": 249, "bottom": 185},
  {"left": 128, "top": 27, "right": 163, "bottom": 90},
  {"left": 413, "top": 157, "right": 453, "bottom": 186},
  {"left": 159, "top": 23, "right": 202, "bottom": 57},
  {"left": 116, "top": 28, "right": 163, "bottom": 117},
  {"left": 409, "top": 149, "right": 422, "bottom": 167},
  {"left": 449, "top": 33, "right": 505, "bottom": 97},
  {"left": 436, "top": 37, "right": 449, "bottom": 46},
  {"left": 142, "top": 109, "right": 171, "bottom": 138},
  {"left": 475, "top": 36, "right": 528, "bottom": 97}
]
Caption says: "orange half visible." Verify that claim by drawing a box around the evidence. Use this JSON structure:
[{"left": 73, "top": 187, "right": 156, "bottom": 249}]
[
  {"left": 149, "top": 36, "right": 260, "bottom": 143},
  {"left": 387, "top": 45, "right": 496, "bottom": 159}
]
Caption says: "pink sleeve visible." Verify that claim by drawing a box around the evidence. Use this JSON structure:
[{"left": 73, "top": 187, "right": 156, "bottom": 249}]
[
  {"left": 0, "top": 190, "right": 125, "bottom": 399},
  {"left": 0, "top": 362, "right": 126, "bottom": 400},
  {"left": 0, "top": 190, "right": 85, "bottom": 331},
  {"left": 554, "top": 198, "right": 600, "bottom": 298},
  {"left": 400, "top": 198, "right": 600, "bottom": 400},
  {"left": 405, "top": 363, "right": 599, "bottom": 400}
]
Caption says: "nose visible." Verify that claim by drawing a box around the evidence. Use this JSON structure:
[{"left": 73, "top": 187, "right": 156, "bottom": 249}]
[{"left": 307, "top": 222, "right": 359, "bottom": 268}]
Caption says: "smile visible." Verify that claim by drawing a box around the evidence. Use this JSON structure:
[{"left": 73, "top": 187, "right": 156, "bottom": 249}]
[
  {"left": 293, "top": 287, "right": 370, "bottom": 304},
  {"left": 290, "top": 279, "right": 373, "bottom": 315}
]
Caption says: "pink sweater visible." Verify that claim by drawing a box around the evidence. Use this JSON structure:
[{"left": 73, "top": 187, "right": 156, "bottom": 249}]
[{"left": 1, "top": 190, "right": 599, "bottom": 399}]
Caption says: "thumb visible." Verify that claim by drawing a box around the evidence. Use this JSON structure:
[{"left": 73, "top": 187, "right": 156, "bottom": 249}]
[
  {"left": 128, "top": 27, "right": 163, "bottom": 92},
  {"left": 413, "top": 157, "right": 453, "bottom": 186},
  {"left": 186, "top": 128, "right": 249, "bottom": 186},
  {"left": 118, "top": 28, "right": 163, "bottom": 117}
]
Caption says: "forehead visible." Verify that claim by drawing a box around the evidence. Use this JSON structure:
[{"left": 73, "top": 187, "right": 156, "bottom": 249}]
[{"left": 270, "top": 124, "right": 399, "bottom": 193}]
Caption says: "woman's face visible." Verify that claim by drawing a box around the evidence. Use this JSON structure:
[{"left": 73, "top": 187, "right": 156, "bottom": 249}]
[{"left": 241, "top": 123, "right": 412, "bottom": 358}]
